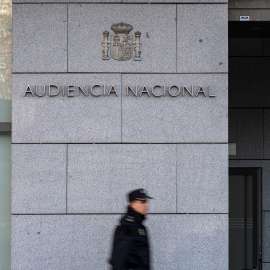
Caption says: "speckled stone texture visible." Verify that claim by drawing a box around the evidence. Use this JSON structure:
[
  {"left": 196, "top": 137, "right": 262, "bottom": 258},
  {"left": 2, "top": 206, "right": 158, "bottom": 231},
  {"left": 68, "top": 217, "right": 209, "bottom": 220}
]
[
  {"left": 12, "top": 144, "right": 67, "bottom": 214},
  {"left": 11, "top": 214, "right": 227, "bottom": 270},
  {"left": 177, "top": 144, "right": 228, "bottom": 213},
  {"left": 13, "top": 0, "right": 227, "bottom": 2},
  {"left": 12, "top": 4, "right": 67, "bottom": 72},
  {"left": 229, "top": 160, "right": 270, "bottom": 211},
  {"left": 124, "top": 0, "right": 227, "bottom": 2},
  {"left": 12, "top": 74, "right": 121, "bottom": 143},
  {"left": 68, "top": 4, "right": 176, "bottom": 73},
  {"left": 147, "top": 214, "right": 228, "bottom": 270},
  {"left": 229, "top": 109, "right": 263, "bottom": 159},
  {"left": 13, "top": 0, "right": 121, "bottom": 2},
  {"left": 11, "top": 215, "right": 120, "bottom": 270},
  {"left": 122, "top": 74, "right": 228, "bottom": 143},
  {"left": 67, "top": 144, "right": 176, "bottom": 213},
  {"left": 177, "top": 4, "right": 228, "bottom": 73}
]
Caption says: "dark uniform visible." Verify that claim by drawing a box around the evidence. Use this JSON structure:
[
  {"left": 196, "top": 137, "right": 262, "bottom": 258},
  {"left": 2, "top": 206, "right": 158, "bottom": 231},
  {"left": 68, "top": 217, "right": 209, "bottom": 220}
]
[{"left": 109, "top": 189, "right": 152, "bottom": 270}]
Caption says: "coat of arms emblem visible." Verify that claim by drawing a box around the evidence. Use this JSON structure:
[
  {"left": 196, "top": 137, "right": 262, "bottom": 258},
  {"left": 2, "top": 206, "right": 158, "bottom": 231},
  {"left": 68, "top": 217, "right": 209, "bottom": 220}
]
[{"left": 102, "top": 22, "right": 142, "bottom": 61}]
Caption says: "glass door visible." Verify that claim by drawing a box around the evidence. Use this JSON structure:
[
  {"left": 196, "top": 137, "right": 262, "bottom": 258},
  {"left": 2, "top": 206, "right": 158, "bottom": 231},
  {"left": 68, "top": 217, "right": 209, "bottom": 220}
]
[{"left": 229, "top": 168, "right": 262, "bottom": 270}]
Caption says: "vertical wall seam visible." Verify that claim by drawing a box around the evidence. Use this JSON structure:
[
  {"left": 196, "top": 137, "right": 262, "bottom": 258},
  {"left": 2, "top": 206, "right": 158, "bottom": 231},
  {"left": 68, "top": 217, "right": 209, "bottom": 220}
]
[
  {"left": 121, "top": 73, "right": 123, "bottom": 143},
  {"left": 176, "top": 144, "right": 178, "bottom": 213},
  {"left": 66, "top": 144, "right": 68, "bottom": 214},
  {"left": 176, "top": 4, "right": 178, "bottom": 73},
  {"left": 67, "top": 4, "right": 69, "bottom": 73}
]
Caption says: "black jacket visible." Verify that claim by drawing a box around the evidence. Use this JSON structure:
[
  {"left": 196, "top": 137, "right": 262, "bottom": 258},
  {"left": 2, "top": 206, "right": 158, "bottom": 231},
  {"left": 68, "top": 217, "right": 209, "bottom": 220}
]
[{"left": 109, "top": 206, "right": 151, "bottom": 270}]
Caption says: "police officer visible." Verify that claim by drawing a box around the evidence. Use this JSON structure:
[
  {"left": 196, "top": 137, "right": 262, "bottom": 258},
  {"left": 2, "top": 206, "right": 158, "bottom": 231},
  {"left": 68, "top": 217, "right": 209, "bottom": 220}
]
[{"left": 109, "top": 189, "right": 153, "bottom": 270}]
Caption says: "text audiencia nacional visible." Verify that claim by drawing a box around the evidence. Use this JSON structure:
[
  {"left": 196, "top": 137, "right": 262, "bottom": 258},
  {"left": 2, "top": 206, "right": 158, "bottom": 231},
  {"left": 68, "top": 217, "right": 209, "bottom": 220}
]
[{"left": 23, "top": 84, "right": 216, "bottom": 98}]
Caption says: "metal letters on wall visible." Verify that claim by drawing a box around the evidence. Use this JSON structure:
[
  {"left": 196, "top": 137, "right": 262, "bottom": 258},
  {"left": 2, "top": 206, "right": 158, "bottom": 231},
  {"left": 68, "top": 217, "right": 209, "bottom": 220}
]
[{"left": 102, "top": 22, "right": 141, "bottom": 61}]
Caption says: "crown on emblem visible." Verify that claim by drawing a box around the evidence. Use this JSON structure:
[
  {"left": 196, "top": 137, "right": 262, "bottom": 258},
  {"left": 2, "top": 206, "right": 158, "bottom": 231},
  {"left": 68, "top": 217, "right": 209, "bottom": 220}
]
[{"left": 111, "top": 22, "right": 133, "bottom": 35}]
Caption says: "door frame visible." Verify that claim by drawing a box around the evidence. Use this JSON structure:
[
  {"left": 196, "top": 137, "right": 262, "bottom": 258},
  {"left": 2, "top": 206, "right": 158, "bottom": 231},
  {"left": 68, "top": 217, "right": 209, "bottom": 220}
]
[{"left": 229, "top": 167, "right": 262, "bottom": 270}]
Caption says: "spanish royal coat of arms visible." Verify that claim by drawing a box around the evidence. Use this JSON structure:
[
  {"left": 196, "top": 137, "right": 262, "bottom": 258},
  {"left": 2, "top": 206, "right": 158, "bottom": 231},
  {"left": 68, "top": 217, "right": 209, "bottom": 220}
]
[{"left": 102, "top": 22, "right": 142, "bottom": 61}]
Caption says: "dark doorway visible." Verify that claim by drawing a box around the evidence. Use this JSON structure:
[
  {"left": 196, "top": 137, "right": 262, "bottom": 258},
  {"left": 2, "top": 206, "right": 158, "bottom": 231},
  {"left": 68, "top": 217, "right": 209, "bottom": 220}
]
[
  {"left": 229, "top": 168, "right": 262, "bottom": 270},
  {"left": 229, "top": 21, "right": 270, "bottom": 109}
]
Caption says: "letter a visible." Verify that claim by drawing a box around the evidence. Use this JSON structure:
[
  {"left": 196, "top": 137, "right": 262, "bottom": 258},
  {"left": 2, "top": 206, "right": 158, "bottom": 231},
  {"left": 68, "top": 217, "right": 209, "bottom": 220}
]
[
  {"left": 108, "top": 86, "right": 118, "bottom": 96},
  {"left": 196, "top": 86, "right": 207, "bottom": 97},
  {"left": 23, "top": 85, "right": 34, "bottom": 97}
]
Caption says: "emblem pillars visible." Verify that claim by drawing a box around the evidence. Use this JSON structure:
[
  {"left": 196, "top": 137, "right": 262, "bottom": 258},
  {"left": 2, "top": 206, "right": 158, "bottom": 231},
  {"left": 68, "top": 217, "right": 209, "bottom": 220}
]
[
  {"left": 102, "top": 22, "right": 142, "bottom": 61},
  {"left": 102, "top": 31, "right": 110, "bottom": 60},
  {"left": 133, "top": 31, "right": 141, "bottom": 61}
]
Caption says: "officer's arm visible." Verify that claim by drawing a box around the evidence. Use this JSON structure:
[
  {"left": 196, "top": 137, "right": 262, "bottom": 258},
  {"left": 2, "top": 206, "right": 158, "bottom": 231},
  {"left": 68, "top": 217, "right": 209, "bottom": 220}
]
[{"left": 111, "top": 221, "right": 136, "bottom": 270}]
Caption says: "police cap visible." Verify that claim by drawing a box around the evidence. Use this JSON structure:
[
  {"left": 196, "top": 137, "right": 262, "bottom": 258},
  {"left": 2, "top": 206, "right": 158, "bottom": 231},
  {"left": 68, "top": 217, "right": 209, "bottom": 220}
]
[{"left": 128, "top": 189, "right": 153, "bottom": 202}]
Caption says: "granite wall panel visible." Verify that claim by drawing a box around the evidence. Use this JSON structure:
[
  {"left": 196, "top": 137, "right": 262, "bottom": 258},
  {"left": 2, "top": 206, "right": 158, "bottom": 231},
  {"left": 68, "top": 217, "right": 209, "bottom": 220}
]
[
  {"left": 124, "top": 0, "right": 227, "bottom": 2},
  {"left": 12, "top": 144, "right": 67, "bottom": 214},
  {"left": 13, "top": 73, "right": 227, "bottom": 143},
  {"left": 122, "top": 74, "right": 228, "bottom": 143},
  {"left": 12, "top": 74, "right": 121, "bottom": 143},
  {"left": 13, "top": 0, "right": 227, "bottom": 3},
  {"left": 11, "top": 214, "right": 228, "bottom": 270},
  {"left": 11, "top": 215, "right": 119, "bottom": 270},
  {"left": 11, "top": 1, "right": 229, "bottom": 270},
  {"left": 13, "top": 4, "right": 67, "bottom": 72},
  {"left": 68, "top": 4, "right": 176, "bottom": 73},
  {"left": 147, "top": 214, "right": 228, "bottom": 270},
  {"left": 177, "top": 4, "right": 228, "bottom": 73},
  {"left": 67, "top": 144, "right": 177, "bottom": 213},
  {"left": 177, "top": 144, "right": 228, "bottom": 213}
]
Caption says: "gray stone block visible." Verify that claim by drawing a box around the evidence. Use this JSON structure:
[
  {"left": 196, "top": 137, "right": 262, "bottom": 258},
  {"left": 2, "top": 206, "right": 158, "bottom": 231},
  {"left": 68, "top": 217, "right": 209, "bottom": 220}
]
[
  {"left": 263, "top": 263, "right": 270, "bottom": 270},
  {"left": 177, "top": 144, "right": 228, "bottom": 213},
  {"left": 11, "top": 215, "right": 119, "bottom": 270},
  {"left": 12, "top": 74, "right": 121, "bottom": 143},
  {"left": 229, "top": 58, "right": 270, "bottom": 107},
  {"left": 14, "top": 0, "right": 120, "bottom": 2},
  {"left": 68, "top": 4, "right": 176, "bottom": 73},
  {"left": 147, "top": 214, "right": 228, "bottom": 270},
  {"left": 177, "top": 4, "right": 228, "bottom": 73},
  {"left": 263, "top": 212, "right": 270, "bottom": 262},
  {"left": 12, "top": 144, "right": 67, "bottom": 214},
  {"left": 124, "top": 0, "right": 227, "bottom": 2},
  {"left": 229, "top": 160, "right": 270, "bottom": 211},
  {"left": 67, "top": 144, "right": 177, "bottom": 213},
  {"left": 122, "top": 74, "right": 228, "bottom": 143},
  {"left": 13, "top": 0, "right": 227, "bottom": 2},
  {"left": 229, "top": 109, "right": 263, "bottom": 159},
  {"left": 11, "top": 214, "right": 227, "bottom": 270},
  {"left": 264, "top": 110, "right": 270, "bottom": 159},
  {"left": 13, "top": 4, "right": 67, "bottom": 72}
]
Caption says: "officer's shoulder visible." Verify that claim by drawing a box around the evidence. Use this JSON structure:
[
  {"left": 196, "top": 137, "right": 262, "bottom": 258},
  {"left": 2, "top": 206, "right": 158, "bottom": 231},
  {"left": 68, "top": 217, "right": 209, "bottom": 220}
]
[{"left": 121, "top": 215, "right": 135, "bottom": 225}]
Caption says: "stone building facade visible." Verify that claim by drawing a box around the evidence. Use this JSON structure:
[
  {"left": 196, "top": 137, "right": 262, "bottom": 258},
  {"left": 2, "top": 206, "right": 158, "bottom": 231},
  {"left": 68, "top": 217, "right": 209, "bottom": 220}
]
[{"left": 11, "top": 1, "right": 229, "bottom": 269}]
